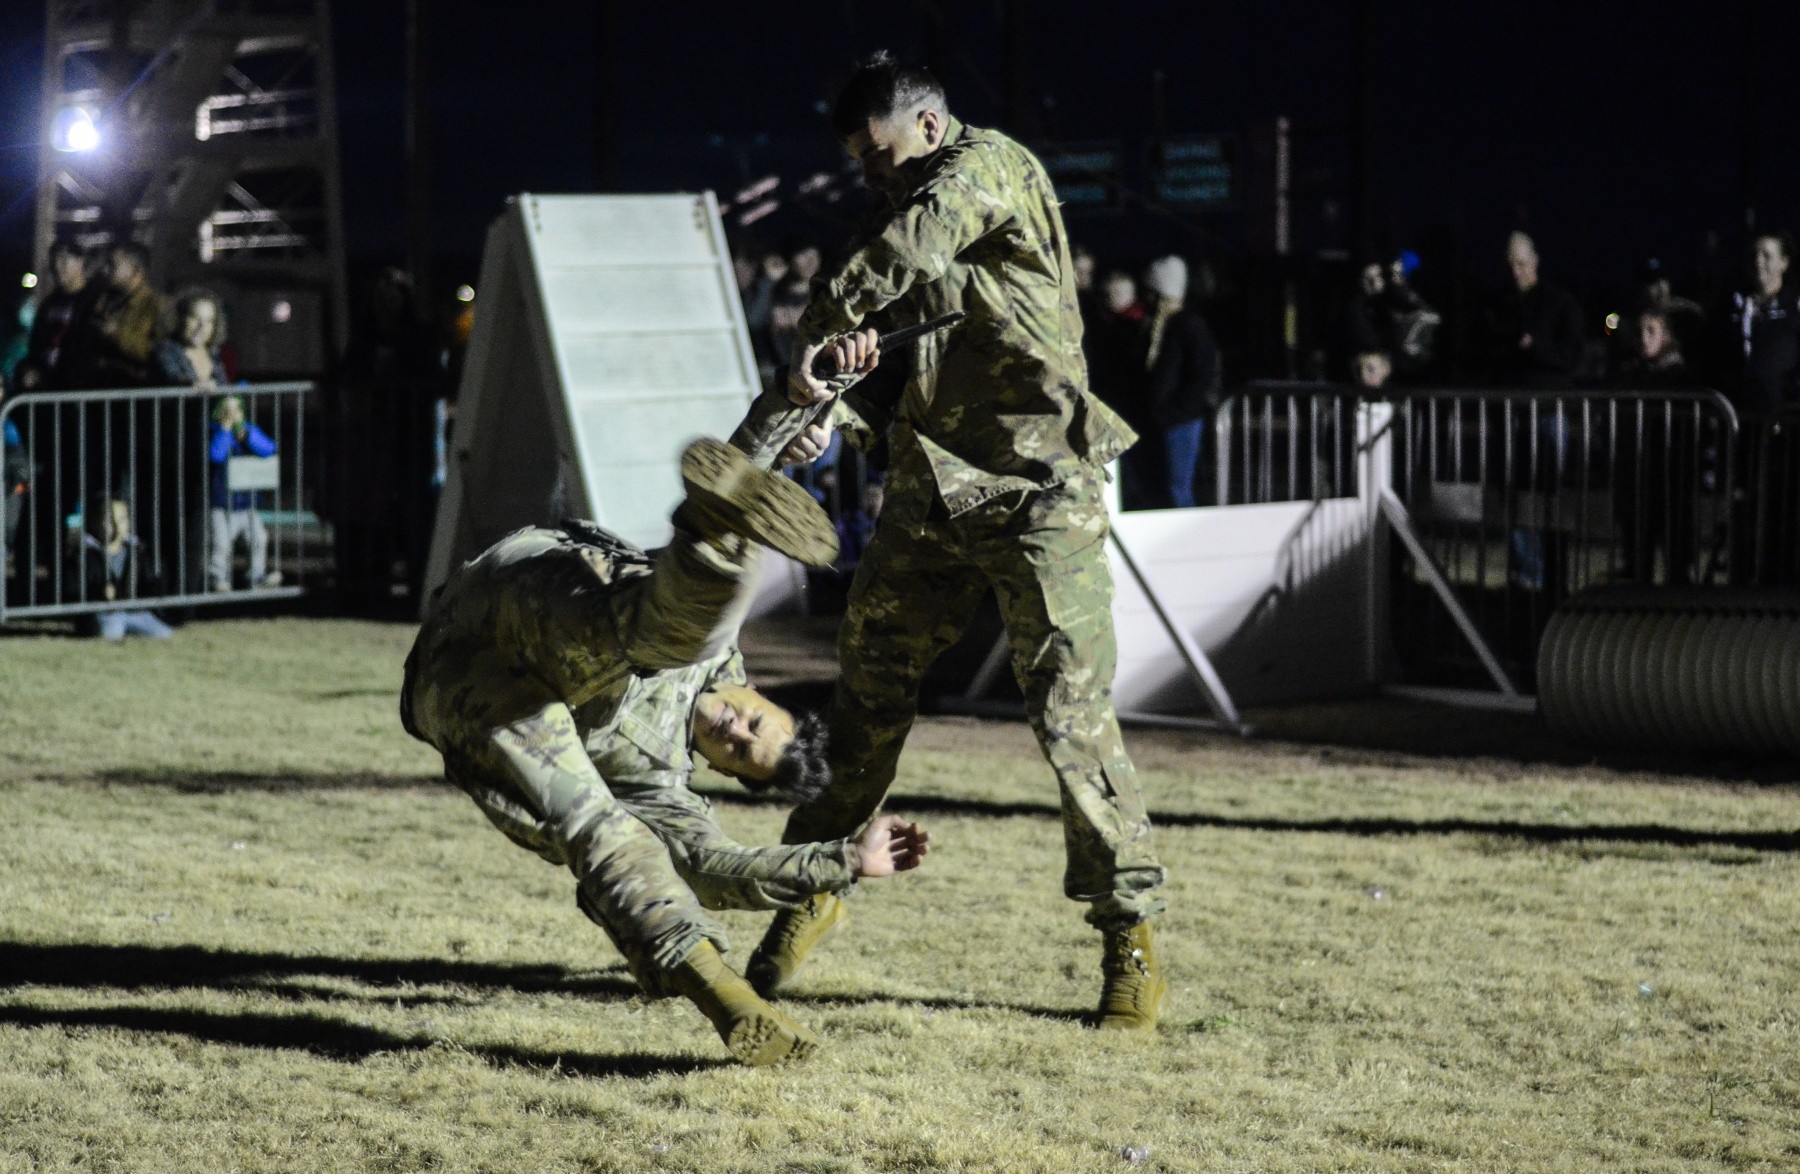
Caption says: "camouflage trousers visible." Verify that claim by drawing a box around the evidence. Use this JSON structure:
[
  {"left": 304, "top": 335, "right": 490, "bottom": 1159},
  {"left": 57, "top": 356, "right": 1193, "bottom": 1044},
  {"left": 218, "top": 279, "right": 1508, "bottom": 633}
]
[
  {"left": 783, "top": 467, "right": 1167, "bottom": 928},
  {"left": 439, "top": 715, "right": 861, "bottom": 1000},
  {"left": 440, "top": 705, "right": 726, "bottom": 997}
]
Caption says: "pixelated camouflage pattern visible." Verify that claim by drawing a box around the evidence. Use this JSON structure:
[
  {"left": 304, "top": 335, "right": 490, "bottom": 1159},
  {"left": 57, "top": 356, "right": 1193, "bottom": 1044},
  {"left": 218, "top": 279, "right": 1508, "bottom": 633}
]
[
  {"left": 410, "top": 522, "right": 856, "bottom": 993},
  {"left": 783, "top": 466, "right": 1167, "bottom": 929},
  {"left": 792, "top": 116, "right": 1137, "bottom": 517}
]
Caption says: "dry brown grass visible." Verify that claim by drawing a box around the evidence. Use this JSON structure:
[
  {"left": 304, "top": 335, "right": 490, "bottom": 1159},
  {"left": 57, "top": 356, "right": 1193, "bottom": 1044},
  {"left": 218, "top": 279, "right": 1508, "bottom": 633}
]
[{"left": 1, "top": 617, "right": 1797, "bottom": 1172}]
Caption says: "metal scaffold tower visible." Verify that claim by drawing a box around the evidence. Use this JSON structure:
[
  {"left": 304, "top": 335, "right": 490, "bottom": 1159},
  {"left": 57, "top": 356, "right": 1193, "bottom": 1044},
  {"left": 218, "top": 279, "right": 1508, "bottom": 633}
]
[{"left": 35, "top": 0, "right": 348, "bottom": 375}]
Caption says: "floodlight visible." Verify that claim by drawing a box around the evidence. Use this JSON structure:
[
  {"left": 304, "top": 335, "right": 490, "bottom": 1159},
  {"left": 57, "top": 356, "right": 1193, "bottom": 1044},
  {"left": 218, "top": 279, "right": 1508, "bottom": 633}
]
[
  {"left": 53, "top": 107, "right": 100, "bottom": 153},
  {"left": 455, "top": 284, "right": 475, "bottom": 303},
  {"left": 21, "top": 272, "right": 38, "bottom": 289}
]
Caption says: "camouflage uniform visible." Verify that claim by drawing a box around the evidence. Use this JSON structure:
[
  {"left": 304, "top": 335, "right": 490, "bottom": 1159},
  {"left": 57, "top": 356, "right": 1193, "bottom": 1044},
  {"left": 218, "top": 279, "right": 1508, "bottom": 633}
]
[
  {"left": 402, "top": 522, "right": 856, "bottom": 996},
  {"left": 739, "top": 117, "right": 1167, "bottom": 929}
]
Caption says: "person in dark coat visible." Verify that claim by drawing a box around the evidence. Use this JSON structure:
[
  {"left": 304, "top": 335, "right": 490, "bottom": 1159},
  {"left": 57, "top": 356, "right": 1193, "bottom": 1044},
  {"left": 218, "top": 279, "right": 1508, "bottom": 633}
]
[
  {"left": 1723, "top": 232, "right": 1800, "bottom": 585},
  {"left": 20, "top": 240, "right": 93, "bottom": 393},
  {"left": 1490, "top": 231, "right": 1585, "bottom": 390},
  {"left": 1723, "top": 232, "right": 1800, "bottom": 422},
  {"left": 1129, "top": 255, "right": 1221, "bottom": 509},
  {"left": 1491, "top": 232, "right": 1586, "bottom": 596},
  {"left": 1085, "top": 272, "right": 1147, "bottom": 417}
]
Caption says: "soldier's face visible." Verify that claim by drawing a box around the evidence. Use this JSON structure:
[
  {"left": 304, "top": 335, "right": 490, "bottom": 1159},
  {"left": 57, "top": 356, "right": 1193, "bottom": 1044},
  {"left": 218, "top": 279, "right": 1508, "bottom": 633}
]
[
  {"left": 845, "top": 106, "right": 945, "bottom": 196},
  {"left": 691, "top": 685, "right": 794, "bottom": 783}
]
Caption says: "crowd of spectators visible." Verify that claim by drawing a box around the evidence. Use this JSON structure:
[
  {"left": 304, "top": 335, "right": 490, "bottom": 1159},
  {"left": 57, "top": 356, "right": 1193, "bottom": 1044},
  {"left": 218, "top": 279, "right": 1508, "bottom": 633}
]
[
  {"left": 0, "top": 238, "right": 279, "bottom": 634},
  {"left": 727, "top": 218, "right": 1800, "bottom": 589}
]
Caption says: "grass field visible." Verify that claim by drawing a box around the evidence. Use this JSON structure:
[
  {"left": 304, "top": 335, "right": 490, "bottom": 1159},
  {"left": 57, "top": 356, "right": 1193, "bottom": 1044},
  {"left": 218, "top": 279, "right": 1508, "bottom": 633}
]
[{"left": 1, "top": 617, "right": 1798, "bottom": 1172}]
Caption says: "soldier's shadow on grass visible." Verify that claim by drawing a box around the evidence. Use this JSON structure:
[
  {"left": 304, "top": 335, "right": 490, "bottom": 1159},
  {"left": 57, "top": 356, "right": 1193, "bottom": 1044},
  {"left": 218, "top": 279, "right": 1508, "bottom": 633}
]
[
  {"left": 0, "top": 941, "right": 641, "bottom": 1000},
  {"left": 0, "top": 1003, "right": 723, "bottom": 1079},
  {"left": 0, "top": 941, "right": 723, "bottom": 1078},
  {"left": 765, "top": 791, "right": 1800, "bottom": 856},
  {"left": 784, "top": 988, "right": 1090, "bottom": 1025}
]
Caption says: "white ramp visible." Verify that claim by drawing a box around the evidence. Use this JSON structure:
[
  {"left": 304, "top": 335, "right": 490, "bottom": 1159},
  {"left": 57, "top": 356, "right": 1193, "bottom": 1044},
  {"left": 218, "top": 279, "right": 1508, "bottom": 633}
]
[
  {"left": 954, "top": 402, "right": 1392, "bottom": 719},
  {"left": 425, "top": 193, "right": 766, "bottom": 597}
]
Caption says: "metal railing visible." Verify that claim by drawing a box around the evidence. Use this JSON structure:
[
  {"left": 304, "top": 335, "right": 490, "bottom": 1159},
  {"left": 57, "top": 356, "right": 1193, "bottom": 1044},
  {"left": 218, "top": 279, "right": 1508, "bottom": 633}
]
[
  {"left": 1216, "top": 383, "right": 1364, "bottom": 505},
  {"left": 1385, "top": 386, "right": 1741, "bottom": 691},
  {"left": 1734, "top": 406, "right": 1800, "bottom": 589},
  {"left": 1, "top": 381, "right": 321, "bottom": 620}
]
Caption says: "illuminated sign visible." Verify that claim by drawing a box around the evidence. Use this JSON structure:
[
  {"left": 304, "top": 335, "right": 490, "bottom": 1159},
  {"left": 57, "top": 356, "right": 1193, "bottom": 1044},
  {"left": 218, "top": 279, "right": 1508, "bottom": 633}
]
[
  {"left": 1148, "top": 135, "right": 1236, "bottom": 210},
  {"left": 1036, "top": 141, "right": 1125, "bottom": 210}
]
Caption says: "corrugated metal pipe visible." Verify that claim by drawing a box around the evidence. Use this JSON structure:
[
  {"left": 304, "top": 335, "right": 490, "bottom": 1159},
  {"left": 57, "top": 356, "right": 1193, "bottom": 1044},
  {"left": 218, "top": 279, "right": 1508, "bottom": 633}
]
[{"left": 1538, "top": 588, "right": 1800, "bottom": 756}]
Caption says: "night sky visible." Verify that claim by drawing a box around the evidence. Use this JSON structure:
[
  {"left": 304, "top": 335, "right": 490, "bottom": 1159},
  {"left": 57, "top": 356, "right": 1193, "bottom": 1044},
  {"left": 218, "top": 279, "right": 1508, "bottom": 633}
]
[{"left": 2, "top": 1, "right": 1797, "bottom": 310}]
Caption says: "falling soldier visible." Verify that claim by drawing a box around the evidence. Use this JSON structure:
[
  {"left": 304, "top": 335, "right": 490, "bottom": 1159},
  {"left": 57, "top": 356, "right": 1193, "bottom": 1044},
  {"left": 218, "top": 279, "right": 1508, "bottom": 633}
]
[
  {"left": 400, "top": 438, "right": 929, "bottom": 1066},
  {"left": 737, "top": 54, "right": 1169, "bottom": 1029}
]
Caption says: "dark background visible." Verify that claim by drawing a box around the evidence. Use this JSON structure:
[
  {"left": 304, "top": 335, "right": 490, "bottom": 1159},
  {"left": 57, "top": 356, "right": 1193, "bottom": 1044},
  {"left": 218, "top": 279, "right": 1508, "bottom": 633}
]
[{"left": 2, "top": 1, "right": 1796, "bottom": 327}]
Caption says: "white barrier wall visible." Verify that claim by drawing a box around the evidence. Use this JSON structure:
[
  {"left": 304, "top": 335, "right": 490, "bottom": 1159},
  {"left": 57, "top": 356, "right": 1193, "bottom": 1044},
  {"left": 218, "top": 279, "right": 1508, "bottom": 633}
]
[
  {"left": 1107, "top": 496, "right": 1374, "bottom": 712},
  {"left": 426, "top": 193, "right": 765, "bottom": 596},
  {"left": 1102, "top": 402, "right": 1391, "bottom": 714}
]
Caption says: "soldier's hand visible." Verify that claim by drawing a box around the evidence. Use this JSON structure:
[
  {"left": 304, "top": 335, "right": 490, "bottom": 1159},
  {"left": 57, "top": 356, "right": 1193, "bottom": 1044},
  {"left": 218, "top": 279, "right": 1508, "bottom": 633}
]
[
  {"left": 787, "top": 328, "right": 880, "bottom": 406},
  {"left": 779, "top": 423, "right": 834, "bottom": 468},
  {"left": 853, "top": 814, "right": 931, "bottom": 879},
  {"left": 831, "top": 327, "right": 880, "bottom": 377}
]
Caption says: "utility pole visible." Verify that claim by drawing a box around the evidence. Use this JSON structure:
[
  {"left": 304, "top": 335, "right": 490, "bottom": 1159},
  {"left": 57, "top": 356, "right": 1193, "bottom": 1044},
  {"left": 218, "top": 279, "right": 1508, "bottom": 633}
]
[
  {"left": 404, "top": 0, "right": 432, "bottom": 313},
  {"left": 1739, "top": 0, "right": 1759, "bottom": 237},
  {"left": 1350, "top": 0, "right": 1379, "bottom": 261},
  {"left": 1000, "top": 0, "right": 1040, "bottom": 137},
  {"left": 917, "top": 0, "right": 950, "bottom": 84},
  {"left": 593, "top": 0, "right": 616, "bottom": 190}
]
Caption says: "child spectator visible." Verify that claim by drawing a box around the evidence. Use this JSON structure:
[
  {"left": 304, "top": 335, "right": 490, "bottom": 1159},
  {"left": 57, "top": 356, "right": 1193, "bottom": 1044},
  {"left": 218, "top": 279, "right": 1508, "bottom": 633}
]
[
  {"left": 70, "top": 496, "right": 172, "bottom": 640},
  {"left": 1354, "top": 349, "right": 1394, "bottom": 392},
  {"left": 207, "top": 394, "right": 279, "bottom": 591}
]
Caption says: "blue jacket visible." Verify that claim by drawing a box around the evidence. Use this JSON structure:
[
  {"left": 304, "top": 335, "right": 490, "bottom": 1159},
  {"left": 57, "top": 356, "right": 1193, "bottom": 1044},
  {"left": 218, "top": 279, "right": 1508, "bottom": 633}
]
[{"left": 208, "top": 421, "right": 277, "bottom": 511}]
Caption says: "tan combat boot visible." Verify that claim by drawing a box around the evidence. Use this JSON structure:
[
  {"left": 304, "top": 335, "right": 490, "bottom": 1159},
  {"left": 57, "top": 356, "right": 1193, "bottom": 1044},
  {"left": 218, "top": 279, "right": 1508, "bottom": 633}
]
[
  {"left": 1095, "top": 921, "right": 1167, "bottom": 1031},
  {"left": 745, "top": 892, "right": 848, "bottom": 997},
  {"left": 668, "top": 940, "right": 820, "bottom": 1066},
  {"left": 679, "top": 438, "right": 839, "bottom": 567}
]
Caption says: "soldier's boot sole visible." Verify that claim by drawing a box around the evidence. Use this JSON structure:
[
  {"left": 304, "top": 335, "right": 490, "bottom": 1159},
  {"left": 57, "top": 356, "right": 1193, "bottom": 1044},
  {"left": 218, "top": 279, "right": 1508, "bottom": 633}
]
[
  {"left": 746, "top": 892, "right": 848, "bottom": 998},
  {"left": 670, "top": 940, "right": 821, "bottom": 1067},
  {"left": 680, "top": 438, "right": 839, "bottom": 567},
  {"left": 723, "top": 1006, "right": 821, "bottom": 1067},
  {"left": 1094, "top": 920, "right": 1166, "bottom": 1031}
]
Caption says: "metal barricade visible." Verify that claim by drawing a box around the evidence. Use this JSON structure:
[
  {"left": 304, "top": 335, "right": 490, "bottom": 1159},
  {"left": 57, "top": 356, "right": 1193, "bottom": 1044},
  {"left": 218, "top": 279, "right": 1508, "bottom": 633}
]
[
  {"left": 1216, "top": 382, "right": 1363, "bottom": 505},
  {"left": 1734, "top": 405, "right": 1800, "bottom": 589},
  {"left": 0, "top": 381, "right": 320, "bottom": 621},
  {"left": 1385, "top": 387, "right": 1740, "bottom": 691}
]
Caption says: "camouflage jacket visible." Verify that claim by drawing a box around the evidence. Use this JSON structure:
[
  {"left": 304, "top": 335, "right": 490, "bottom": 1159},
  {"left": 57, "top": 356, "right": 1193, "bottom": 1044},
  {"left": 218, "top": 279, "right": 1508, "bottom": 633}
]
[
  {"left": 403, "top": 523, "right": 740, "bottom": 748},
  {"left": 576, "top": 646, "right": 745, "bottom": 790},
  {"left": 793, "top": 116, "right": 1136, "bottom": 516}
]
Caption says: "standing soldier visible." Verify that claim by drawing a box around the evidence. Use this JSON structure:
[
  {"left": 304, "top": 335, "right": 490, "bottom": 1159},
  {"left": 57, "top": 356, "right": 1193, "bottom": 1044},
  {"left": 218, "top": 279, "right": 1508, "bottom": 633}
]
[{"left": 740, "top": 53, "right": 1169, "bottom": 1029}]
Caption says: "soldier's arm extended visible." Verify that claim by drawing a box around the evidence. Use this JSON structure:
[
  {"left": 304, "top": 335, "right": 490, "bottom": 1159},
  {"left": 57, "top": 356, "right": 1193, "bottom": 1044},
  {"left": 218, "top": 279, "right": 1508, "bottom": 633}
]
[{"left": 610, "top": 782, "right": 860, "bottom": 911}]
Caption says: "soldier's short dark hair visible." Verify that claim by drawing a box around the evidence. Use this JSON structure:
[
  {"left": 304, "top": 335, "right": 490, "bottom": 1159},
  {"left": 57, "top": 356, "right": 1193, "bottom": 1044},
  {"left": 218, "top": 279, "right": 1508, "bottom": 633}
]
[
  {"left": 739, "top": 711, "right": 830, "bottom": 805},
  {"left": 831, "top": 50, "right": 947, "bottom": 140}
]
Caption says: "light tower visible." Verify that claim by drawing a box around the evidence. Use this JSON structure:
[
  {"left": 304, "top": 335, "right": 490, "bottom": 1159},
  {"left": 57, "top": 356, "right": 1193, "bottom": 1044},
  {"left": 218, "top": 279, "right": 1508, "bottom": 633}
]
[{"left": 35, "top": 0, "right": 348, "bottom": 375}]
